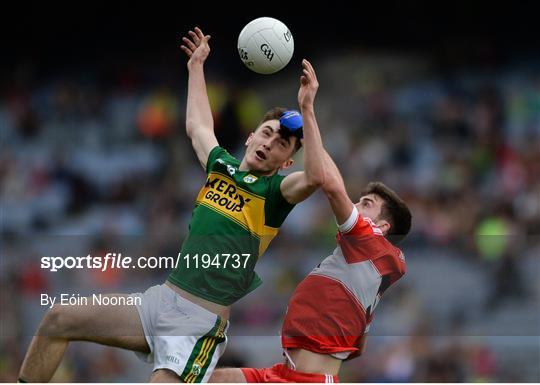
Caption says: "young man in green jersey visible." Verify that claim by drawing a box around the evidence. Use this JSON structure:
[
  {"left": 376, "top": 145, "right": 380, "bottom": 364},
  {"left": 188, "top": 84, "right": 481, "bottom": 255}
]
[{"left": 18, "top": 27, "right": 326, "bottom": 383}]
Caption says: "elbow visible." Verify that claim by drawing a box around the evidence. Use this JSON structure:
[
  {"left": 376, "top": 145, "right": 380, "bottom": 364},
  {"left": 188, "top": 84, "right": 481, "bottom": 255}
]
[
  {"left": 185, "top": 120, "right": 196, "bottom": 138},
  {"left": 312, "top": 177, "right": 325, "bottom": 189},
  {"left": 186, "top": 120, "right": 212, "bottom": 139},
  {"left": 306, "top": 172, "right": 325, "bottom": 189},
  {"left": 322, "top": 178, "right": 342, "bottom": 196}
]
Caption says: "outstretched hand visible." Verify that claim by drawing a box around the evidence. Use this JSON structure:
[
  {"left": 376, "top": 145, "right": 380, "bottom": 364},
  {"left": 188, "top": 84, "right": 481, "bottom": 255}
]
[
  {"left": 180, "top": 27, "right": 211, "bottom": 68},
  {"left": 298, "top": 59, "right": 319, "bottom": 109}
]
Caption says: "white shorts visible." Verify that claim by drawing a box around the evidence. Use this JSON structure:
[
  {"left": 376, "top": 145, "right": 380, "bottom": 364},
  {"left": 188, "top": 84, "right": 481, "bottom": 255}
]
[{"left": 130, "top": 284, "right": 228, "bottom": 383}]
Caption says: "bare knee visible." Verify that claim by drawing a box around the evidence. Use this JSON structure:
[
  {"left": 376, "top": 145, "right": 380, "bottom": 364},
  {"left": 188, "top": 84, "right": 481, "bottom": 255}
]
[
  {"left": 150, "top": 369, "right": 181, "bottom": 383},
  {"left": 209, "top": 368, "right": 247, "bottom": 383},
  {"left": 38, "top": 305, "right": 72, "bottom": 338}
]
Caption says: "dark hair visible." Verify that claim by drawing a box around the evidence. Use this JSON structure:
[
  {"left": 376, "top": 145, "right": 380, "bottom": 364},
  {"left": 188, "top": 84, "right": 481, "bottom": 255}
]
[
  {"left": 260, "top": 106, "right": 287, "bottom": 123},
  {"left": 259, "top": 107, "right": 302, "bottom": 153},
  {"left": 361, "top": 182, "right": 412, "bottom": 245}
]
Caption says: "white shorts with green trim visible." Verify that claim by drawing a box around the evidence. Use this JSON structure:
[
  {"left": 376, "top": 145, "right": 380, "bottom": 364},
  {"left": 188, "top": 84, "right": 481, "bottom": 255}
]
[{"left": 130, "top": 284, "right": 228, "bottom": 383}]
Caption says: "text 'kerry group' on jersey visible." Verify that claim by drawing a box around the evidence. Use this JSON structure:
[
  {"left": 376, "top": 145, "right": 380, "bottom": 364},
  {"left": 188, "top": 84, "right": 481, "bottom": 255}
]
[{"left": 203, "top": 174, "right": 252, "bottom": 212}]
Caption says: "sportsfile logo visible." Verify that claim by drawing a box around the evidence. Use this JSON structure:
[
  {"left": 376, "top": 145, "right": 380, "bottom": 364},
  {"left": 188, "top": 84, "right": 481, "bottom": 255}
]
[{"left": 203, "top": 175, "right": 251, "bottom": 212}]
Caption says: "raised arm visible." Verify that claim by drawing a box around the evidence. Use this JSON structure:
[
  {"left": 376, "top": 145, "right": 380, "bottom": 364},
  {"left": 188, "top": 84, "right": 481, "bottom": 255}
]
[
  {"left": 180, "top": 27, "right": 219, "bottom": 169},
  {"left": 322, "top": 150, "right": 355, "bottom": 226},
  {"left": 280, "top": 59, "right": 325, "bottom": 204}
]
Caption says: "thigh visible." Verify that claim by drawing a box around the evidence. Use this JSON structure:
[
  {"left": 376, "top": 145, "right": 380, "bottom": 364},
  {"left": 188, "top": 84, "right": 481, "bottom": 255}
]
[
  {"left": 209, "top": 368, "right": 247, "bottom": 383},
  {"left": 53, "top": 293, "right": 149, "bottom": 353}
]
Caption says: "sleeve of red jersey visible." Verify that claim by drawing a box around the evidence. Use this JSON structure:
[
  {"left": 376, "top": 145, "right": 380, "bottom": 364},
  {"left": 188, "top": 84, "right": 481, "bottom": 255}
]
[{"left": 337, "top": 206, "right": 384, "bottom": 236}]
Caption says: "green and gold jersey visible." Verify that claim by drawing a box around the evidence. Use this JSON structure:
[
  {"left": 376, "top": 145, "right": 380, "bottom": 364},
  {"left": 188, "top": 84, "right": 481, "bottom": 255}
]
[{"left": 168, "top": 146, "right": 296, "bottom": 305}]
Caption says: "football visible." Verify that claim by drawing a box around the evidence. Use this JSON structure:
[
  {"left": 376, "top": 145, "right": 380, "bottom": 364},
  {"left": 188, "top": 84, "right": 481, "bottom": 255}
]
[{"left": 237, "top": 17, "right": 294, "bottom": 74}]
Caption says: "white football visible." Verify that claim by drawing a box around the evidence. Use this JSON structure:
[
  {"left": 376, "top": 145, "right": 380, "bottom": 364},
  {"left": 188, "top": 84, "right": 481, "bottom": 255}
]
[{"left": 237, "top": 17, "right": 294, "bottom": 74}]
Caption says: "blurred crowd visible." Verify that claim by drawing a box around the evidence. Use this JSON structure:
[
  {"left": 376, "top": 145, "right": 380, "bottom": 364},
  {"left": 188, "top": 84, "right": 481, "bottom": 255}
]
[{"left": 1, "top": 52, "right": 539, "bottom": 382}]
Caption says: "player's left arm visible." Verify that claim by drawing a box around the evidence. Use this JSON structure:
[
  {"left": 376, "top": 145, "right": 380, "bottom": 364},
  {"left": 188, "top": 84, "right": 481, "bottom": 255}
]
[
  {"left": 321, "top": 150, "right": 356, "bottom": 226},
  {"left": 280, "top": 59, "right": 325, "bottom": 204},
  {"left": 358, "top": 334, "right": 368, "bottom": 355}
]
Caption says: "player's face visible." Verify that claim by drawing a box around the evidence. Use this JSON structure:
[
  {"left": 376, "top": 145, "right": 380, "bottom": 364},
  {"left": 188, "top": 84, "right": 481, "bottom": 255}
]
[
  {"left": 244, "top": 120, "right": 297, "bottom": 175},
  {"left": 356, "top": 194, "right": 390, "bottom": 234}
]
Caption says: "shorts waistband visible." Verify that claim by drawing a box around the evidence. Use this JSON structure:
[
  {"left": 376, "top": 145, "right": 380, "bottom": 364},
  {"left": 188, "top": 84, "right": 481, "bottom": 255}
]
[{"left": 162, "top": 283, "right": 229, "bottom": 327}]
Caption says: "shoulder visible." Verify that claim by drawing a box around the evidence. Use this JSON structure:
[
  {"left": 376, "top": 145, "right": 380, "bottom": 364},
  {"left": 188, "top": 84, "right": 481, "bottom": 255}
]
[
  {"left": 338, "top": 208, "right": 384, "bottom": 238},
  {"left": 212, "top": 146, "right": 240, "bottom": 164},
  {"left": 337, "top": 212, "right": 405, "bottom": 272},
  {"left": 206, "top": 146, "right": 240, "bottom": 173}
]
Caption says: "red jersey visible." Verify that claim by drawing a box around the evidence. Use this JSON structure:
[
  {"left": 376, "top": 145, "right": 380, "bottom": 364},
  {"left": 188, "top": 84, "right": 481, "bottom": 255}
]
[{"left": 281, "top": 206, "right": 406, "bottom": 359}]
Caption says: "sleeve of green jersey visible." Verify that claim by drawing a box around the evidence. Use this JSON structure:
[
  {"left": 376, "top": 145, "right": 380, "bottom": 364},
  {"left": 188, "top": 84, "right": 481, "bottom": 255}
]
[
  {"left": 264, "top": 174, "right": 296, "bottom": 228},
  {"left": 205, "top": 146, "right": 238, "bottom": 174}
]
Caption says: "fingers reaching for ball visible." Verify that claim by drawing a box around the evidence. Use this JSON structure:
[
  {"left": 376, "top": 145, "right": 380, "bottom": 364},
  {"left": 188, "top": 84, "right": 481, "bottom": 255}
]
[
  {"left": 180, "top": 26, "right": 211, "bottom": 66},
  {"left": 298, "top": 59, "right": 319, "bottom": 108},
  {"left": 181, "top": 35, "right": 197, "bottom": 56},
  {"left": 301, "top": 59, "right": 319, "bottom": 87}
]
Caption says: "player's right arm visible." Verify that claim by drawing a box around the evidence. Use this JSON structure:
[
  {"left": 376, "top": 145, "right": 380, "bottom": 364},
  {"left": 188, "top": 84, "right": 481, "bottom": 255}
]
[
  {"left": 321, "top": 150, "right": 355, "bottom": 226},
  {"left": 180, "top": 27, "right": 219, "bottom": 169}
]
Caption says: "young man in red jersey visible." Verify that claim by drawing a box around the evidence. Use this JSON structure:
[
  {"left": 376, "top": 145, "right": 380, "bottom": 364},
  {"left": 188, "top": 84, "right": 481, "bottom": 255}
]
[{"left": 210, "top": 66, "right": 412, "bottom": 384}]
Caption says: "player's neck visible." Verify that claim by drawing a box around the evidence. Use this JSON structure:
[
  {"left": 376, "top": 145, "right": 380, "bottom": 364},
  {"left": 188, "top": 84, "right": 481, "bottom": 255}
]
[{"left": 239, "top": 159, "right": 277, "bottom": 177}]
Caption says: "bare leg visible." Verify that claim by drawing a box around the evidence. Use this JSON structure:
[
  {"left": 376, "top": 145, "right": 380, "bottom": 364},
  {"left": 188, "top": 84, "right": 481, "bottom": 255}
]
[
  {"left": 209, "top": 368, "right": 247, "bottom": 383},
  {"left": 149, "top": 368, "right": 181, "bottom": 383},
  {"left": 19, "top": 294, "right": 148, "bottom": 382}
]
